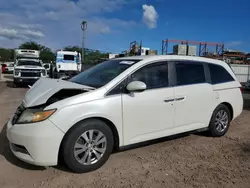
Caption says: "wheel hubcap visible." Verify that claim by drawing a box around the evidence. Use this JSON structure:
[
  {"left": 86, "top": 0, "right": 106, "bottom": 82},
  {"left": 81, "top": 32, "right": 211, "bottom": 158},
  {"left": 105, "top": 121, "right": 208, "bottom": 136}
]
[
  {"left": 215, "top": 110, "right": 229, "bottom": 133},
  {"left": 74, "top": 130, "right": 107, "bottom": 165}
]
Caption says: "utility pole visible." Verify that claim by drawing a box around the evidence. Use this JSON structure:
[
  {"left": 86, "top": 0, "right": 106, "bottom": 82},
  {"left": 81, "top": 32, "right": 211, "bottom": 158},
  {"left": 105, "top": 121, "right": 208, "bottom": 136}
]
[
  {"left": 81, "top": 21, "right": 87, "bottom": 72},
  {"left": 0, "top": 65, "right": 1, "bottom": 81}
]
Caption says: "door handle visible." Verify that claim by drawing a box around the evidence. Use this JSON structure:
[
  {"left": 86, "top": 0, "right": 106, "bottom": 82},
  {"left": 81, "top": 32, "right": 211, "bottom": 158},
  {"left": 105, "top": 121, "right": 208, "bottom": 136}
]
[
  {"left": 164, "top": 99, "right": 174, "bottom": 103},
  {"left": 175, "top": 97, "right": 185, "bottom": 101}
]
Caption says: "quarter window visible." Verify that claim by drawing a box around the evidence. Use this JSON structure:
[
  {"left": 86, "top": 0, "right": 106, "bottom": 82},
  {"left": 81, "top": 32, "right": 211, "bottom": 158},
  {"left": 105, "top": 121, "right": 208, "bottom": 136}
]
[
  {"left": 208, "top": 63, "right": 235, "bottom": 84},
  {"left": 175, "top": 61, "right": 206, "bottom": 86},
  {"left": 129, "top": 62, "right": 169, "bottom": 90}
]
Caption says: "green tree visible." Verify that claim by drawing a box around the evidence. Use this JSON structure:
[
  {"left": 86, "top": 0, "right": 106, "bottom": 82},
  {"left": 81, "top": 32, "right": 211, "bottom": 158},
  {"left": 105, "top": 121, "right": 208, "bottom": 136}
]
[
  {"left": 19, "top": 41, "right": 40, "bottom": 50},
  {"left": 19, "top": 41, "right": 55, "bottom": 63},
  {"left": 64, "top": 45, "right": 81, "bottom": 53},
  {"left": 0, "top": 48, "right": 14, "bottom": 62},
  {"left": 63, "top": 45, "right": 109, "bottom": 64}
]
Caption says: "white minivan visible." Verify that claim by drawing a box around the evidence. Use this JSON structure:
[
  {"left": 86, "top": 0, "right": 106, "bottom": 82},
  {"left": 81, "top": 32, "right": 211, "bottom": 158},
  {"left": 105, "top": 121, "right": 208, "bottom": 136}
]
[{"left": 7, "top": 55, "right": 243, "bottom": 173}]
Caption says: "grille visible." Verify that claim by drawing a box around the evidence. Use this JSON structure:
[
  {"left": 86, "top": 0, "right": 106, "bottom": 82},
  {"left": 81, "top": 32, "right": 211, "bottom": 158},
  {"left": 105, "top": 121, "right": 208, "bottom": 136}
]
[
  {"left": 12, "top": 104, "right": 26, "bottom": 125},
  {"left": 21, "top": 72, "right": 41, "bottom": 77}
]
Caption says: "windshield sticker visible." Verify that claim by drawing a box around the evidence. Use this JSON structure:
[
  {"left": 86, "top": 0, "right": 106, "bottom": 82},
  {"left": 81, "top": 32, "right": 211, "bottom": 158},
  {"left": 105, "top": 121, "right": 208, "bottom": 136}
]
[{"left": 119, "top": 61, "right": 135, "bottom": 65}]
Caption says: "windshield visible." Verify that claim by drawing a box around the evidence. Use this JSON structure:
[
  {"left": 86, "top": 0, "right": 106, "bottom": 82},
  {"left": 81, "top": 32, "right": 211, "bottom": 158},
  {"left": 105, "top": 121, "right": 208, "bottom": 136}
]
[
  {"left": 17, "top": 60, "right": 42, "bottom": 66},
  {"left": 70, "top": 59, "right": 141, "bottom": 88}
]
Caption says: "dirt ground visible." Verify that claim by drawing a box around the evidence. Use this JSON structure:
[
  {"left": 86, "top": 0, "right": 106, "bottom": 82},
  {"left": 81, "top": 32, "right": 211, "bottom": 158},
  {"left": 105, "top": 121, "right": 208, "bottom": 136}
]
[{"left": 0, "top": 81, "right": 250, "bottom": 188}]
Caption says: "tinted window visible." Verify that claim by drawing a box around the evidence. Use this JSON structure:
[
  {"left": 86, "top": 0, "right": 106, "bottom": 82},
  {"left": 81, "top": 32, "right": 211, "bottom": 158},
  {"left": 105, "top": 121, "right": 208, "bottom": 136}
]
[
  {"left": 129, "top": 62, "right": 169, "bottom": 89},
  {"left": 64, "top": 55, "right": 75, "bottom": 61},
  {"left": 176, "top": 61, "right": 205, "bottom": 86},
  {"left": 208, "top": 63, "right": 235, "bottom": 84}
]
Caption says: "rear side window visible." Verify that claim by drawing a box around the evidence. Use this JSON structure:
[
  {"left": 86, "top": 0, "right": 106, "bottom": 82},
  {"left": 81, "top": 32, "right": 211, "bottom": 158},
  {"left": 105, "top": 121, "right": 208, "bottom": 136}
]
[
  {"left": 175, "top": 61, "right": 206, "bottom": 86},
  {"left": 208, "top": 63, "right": 235, "bottom": 84}
]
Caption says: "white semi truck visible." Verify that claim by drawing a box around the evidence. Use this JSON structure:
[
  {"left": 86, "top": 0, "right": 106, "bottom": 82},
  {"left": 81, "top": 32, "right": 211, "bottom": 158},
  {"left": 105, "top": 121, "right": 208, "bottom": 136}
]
[
  {"left": 13, "top": 49, "right": 47, "bottom": 87},
  {"left": 53, "top": 50, "right": 81, "bottom": 79}
]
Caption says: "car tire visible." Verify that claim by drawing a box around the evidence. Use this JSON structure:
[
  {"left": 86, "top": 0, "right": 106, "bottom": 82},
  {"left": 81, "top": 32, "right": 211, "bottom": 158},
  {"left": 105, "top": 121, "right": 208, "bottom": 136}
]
[
  {"left": 13, "top": 82, "right": 17, "bottom": 88},
  {"left": 208, "top": 104, "right": 231, "bottom": 137},
  {"left": 62, "top": 119, "right": 114, "bottom": 173}
]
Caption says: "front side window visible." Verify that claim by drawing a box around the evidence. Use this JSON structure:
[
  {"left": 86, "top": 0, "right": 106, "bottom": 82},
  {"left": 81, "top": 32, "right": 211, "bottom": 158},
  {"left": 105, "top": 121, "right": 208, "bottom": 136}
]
[
  {"left": 175, "top": 61, "right": 205, "bottom": 86},
  {"left": 70, "top": 59, "right": 141, "bottom": 88},
  {"left": 129, "top": 62, "right": 169, "bottom": 90},
  {"left": 208, "top": 63, "right": 235, "bottom": 84}
]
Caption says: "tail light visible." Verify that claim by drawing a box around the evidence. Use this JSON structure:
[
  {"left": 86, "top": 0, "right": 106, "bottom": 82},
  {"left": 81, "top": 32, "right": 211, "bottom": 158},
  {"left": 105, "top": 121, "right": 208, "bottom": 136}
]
[{"left": 239, "top": 87, "right": 243, "bottom": 92}]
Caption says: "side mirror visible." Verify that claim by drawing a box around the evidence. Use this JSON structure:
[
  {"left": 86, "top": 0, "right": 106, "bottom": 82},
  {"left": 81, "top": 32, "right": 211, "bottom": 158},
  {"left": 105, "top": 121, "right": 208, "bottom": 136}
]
[{"left": 126, "top": 81, "right": 147, "bottom": 92}]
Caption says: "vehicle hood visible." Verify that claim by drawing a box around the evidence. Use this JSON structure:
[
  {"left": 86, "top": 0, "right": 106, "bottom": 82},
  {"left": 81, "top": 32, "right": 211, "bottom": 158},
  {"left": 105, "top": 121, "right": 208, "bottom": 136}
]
[
  {"left": 23, "top": 77, "right": 94, "bottom": 107},
  {"left": 15, "top": 65, "right": 45, "bottom": 70}
]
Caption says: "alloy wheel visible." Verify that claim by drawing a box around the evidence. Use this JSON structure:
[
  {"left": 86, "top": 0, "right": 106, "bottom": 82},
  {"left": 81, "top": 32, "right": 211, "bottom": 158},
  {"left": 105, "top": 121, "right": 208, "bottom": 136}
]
[
  {"left": 74, "top": 129, "right": 107, "bottom": 165},
  {"left": 215, "top": 110, "right": 229, "bottom": 133}
]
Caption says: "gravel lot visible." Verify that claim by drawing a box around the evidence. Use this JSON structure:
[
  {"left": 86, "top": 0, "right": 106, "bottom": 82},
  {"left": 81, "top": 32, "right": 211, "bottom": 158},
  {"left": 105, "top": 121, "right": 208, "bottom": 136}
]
[{"left": 0, "top": 81, "right": 250, "bottom": 188}]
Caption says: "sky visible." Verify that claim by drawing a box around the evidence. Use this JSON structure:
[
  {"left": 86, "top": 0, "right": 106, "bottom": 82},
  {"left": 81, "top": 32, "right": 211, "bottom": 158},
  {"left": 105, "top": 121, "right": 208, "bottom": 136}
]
[{"left": 0, "top": 0, "right": 249, "bottom": 54}]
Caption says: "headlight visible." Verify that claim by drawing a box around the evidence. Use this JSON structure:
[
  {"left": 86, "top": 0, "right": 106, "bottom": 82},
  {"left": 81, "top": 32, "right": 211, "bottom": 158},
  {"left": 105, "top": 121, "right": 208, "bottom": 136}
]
[
  {"left": 14, "top": 69, "right": 21, "bottom": 76},
  {"left": 17, "top": 109, "right": 56, "bottom": 124}
]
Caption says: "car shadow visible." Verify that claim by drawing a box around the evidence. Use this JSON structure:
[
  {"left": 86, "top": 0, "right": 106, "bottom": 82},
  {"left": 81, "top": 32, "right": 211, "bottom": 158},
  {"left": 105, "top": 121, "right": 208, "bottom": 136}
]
[
  {"left": 243, "top": 99, "right": 250, "bottom": 111},
  {"left": 5, "top": 81, "right": 13, "bottom": 88},
  {"left": 0, "top": 123, "right": 46, "bottom": 171},
  {"left": 242, "top": 90, "right": 250, "bottom": 110},
  {"left": 5, "top": 81, "right": 30, "bottom": 88},
  {"left": 241, "top": 143, "right": 250, "bottom": 154}
]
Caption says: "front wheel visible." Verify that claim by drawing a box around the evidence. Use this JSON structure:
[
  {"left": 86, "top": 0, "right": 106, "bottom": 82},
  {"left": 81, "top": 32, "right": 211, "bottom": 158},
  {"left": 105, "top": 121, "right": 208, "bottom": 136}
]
[
  {"left": 62, "top": 119, "right": 114, "bottom": 173},
  {"left": 208, "top": 104, "right": 231, "bottom": 137},
  {"left": 13, "top": 81, "right": 18, "bottom": 88}
]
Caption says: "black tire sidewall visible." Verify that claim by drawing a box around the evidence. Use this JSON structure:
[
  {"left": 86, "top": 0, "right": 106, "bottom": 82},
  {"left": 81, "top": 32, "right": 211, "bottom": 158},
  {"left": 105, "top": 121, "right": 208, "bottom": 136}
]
[
  {"left": 62, "top": 119, "right": 114, "bottom": 173},
  {"left": 209, "top": 104, "right": 231, "bottom": 137}
]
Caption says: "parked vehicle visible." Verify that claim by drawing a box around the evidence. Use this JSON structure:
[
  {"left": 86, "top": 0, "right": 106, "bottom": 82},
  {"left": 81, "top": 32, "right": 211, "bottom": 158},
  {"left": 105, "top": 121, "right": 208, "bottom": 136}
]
[
  {"left": 0, "top": 62, "right": 14, "bottom": 73},
  {"left": 244, "top": 80, "right": 250, "bottom": 89},
  {"left": 2, "top": 63, "right": 14, "bottom": 73},
  {"left": 13, "top": 49, "right": 47, "bottom": 87},
  {"left": 1, "top": 63, "right": 6, "bottom": 73},
  {"left": 7, "top": 55, "right": 243, "bottom": 173},
  {"left": 53, "top": 50, "right": 81, "bottom": 79},
  {"left": 5, "top": 63, "right": 14, "bottom": 73}
]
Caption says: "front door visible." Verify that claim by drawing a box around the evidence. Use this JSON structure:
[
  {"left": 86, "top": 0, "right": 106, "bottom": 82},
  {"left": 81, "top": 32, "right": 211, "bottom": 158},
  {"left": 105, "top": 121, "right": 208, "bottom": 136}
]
[{"left": 122, "top": 61, "right": 175, "bottom": 145}]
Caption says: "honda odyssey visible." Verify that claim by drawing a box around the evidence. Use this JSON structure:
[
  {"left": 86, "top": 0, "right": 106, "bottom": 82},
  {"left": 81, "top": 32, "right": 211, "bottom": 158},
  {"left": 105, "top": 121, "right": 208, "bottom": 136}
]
[{"left": 7, "top": 55, "right": 243, "bottom": 173}]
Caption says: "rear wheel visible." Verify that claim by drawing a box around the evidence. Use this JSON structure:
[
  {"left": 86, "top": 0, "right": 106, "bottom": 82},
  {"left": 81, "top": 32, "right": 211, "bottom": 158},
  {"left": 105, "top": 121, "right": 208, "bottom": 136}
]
[
  {"left": 208, "top": 104, "right": 231, "bottom": 137},
  {"left": 62, "top": 119, "right": 114, "bottom": 173}
]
